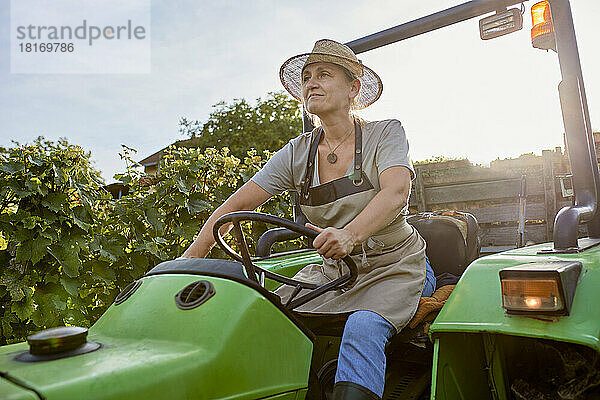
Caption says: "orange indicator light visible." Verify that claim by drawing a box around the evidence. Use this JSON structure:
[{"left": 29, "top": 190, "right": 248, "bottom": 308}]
[
  {"left": 531, "top": 1, "right": 551, "bottom": 27},
  {"left": 524, "top": 296, "right": 542, "bottom": 308},
  {"left": 501, "top": 278, "right": 563, "bottom": 311},
  {"left": 531, "top": 1, "right": 555, "bottom": 50},
  {"left": 499, "top": 261, "right": 582, "bottom": 316}
]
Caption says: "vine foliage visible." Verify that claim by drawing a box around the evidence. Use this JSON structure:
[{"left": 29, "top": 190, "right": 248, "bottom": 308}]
[{"left": 0, "top": 139, "right": 294, "bottom": 344}]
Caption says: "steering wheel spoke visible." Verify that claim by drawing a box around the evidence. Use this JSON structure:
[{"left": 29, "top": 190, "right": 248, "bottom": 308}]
[
  {"left": 213, "top": 212, "right": 358, "bottom": 309},
  {"left": 231, "top": 220, "right": 259, "bottom": 283}
]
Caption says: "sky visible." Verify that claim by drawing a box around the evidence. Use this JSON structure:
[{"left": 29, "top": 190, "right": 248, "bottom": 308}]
[{"left": 1, "top": 0, "right": 599, "bottom": 182}]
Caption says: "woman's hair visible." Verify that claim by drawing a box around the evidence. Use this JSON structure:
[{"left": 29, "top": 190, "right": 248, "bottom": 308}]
[{"left": 302, "top": 65, "right": 361, "bottom": 127}]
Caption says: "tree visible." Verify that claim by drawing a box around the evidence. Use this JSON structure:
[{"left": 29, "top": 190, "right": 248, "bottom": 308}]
[
  {"left": 179, "top": 118, "right": 203, "bottom": 139},
  {"left": 184, "top": 91, "right": 302, "bottom": 157}
]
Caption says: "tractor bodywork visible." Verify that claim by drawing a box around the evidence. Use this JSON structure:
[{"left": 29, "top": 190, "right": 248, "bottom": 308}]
[
  {"left": 0, "top": 260, "right": 313, "bottom": 400},
  {"left": 2, "top": 0, "right": 599, "bottom": 399},
  {"left": 430, "top": 243, "right": 600, "bottom": 399}
]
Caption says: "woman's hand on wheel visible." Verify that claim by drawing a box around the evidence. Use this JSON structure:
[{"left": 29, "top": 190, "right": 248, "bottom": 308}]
[{"left": 305, "top": 223, "right": 358, "bottom": 260}]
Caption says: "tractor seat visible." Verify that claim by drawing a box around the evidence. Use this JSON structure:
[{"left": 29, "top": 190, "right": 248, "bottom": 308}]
[{"left": 407, "top": 211, "right": 480, "bottom": 278}]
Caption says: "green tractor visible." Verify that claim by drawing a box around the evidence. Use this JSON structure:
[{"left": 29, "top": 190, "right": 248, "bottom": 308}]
[{"left": 1, "top": 0, "right": 599, "bottom": 399}]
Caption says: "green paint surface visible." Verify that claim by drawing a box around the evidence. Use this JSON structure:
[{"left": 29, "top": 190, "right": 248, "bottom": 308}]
[
  {"left": 430, "top": 242, "right": 600, "bottom": 400},
  {"left": 0, "top": 274, "right": 312, "bottom": 400},
  {"left": 255, "top": 252, "right": 322, "bottom": 291},
  {"left": 0, "top": 377, "right": 39, "bottom": 400},
  {"left": 430, "top": 242, "right": 600, "bottom": 350}
]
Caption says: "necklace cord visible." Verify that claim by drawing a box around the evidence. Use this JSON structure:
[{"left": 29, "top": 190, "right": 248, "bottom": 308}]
[
  {"left": 323, "top": 128, "right": 354, "bottom": 153},
  {"left": 323, "top": 126, "right": 354, "bottom": 164}
]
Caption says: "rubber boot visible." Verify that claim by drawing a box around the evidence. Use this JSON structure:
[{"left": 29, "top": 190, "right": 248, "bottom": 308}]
[{"left": 332, "top": 381, "right": 381, "bottom": 400}]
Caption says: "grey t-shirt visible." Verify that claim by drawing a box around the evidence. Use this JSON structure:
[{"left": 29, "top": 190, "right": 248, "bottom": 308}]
[{"left": 251, "top": 119, "right": 414, "bottom": 196}]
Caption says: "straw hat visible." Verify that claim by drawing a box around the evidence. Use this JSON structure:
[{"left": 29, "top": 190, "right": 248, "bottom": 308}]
[{"left": 280, "top": 39, "right": 383, "bottom": 110}]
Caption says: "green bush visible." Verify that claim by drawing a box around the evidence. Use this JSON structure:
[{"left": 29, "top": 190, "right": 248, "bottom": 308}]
[
  {"left": 0, "top": 139, "right": 106, "bottom": 343},
  {"left": 0, "top": 140, "right": 294, "bottom": 344}
]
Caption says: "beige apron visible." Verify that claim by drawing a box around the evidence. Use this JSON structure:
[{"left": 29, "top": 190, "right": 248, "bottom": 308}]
[{"left": 275, "top": 121, "right": 427, "bottom": 333}]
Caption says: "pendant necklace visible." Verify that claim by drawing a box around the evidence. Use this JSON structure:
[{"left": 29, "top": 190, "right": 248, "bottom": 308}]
[{"left": 323, "top": 128, "right": 354, "bottom": 164}]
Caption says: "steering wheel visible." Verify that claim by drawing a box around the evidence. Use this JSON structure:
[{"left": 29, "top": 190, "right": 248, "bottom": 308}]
[{"left": 213, "top": 211, "right": 358, "bottom": 309}]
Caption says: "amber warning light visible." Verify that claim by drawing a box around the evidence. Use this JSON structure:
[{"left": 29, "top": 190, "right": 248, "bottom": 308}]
[
  {"left": 499, "top": 261, "right": 582, "bottom": 316},
  {"left": 502, "top": 278, "right": 563, "bottom": 311},
  {"left": 531, "top": 1, "right": 556, "bottom": 51}
]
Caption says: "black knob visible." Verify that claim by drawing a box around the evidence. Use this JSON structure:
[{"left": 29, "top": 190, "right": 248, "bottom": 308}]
[{"left": 27, "top": 326, "right": 88, "bottom": 355}]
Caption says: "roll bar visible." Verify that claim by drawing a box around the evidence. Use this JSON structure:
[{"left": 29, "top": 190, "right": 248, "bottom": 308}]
[
  {"left": 548, "top": 0, "right": 600, "bottom": 249},
  {"left": 346, "top": 0, "right": 527, "bottom": 54},
  {"left": 299, "top": 0, "right": 600, "bottom": 252}
]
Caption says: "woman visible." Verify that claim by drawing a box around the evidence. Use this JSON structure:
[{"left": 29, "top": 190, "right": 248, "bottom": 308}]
[{"left": 183, "top": 39, "right": 436, "bottom": 400}]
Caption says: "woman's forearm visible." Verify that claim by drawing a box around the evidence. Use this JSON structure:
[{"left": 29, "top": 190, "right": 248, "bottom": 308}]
[
  {"left": 181, "top": 181, "right": 272, "bottom": 258},
  {"left": 181, "top": 202, "right": 238, "bottom": 258},
  {"left": 344, "top": 167, "right": 411, "bottom": 243},
  {"left": 344, "top": 188, "right": 407, "bottom": 243}
]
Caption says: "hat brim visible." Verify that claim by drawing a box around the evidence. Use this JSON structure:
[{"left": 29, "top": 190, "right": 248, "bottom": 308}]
[{"left": 279, "top": 52, "right": 383, "bottom": 110}]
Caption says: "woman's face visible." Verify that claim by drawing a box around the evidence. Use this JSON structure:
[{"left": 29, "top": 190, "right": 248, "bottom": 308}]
[{"left": 301, "top": 62, "right": 359, "bottom": 117}]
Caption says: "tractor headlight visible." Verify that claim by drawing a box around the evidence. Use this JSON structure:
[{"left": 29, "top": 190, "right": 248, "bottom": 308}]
[{"left": 500, "top": 261, "right": 582, "bottom": 316}]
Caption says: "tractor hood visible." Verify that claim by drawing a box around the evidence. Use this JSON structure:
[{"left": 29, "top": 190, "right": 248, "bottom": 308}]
[{"left": 0, "top": 264, "right": 312, "bottom": 400}]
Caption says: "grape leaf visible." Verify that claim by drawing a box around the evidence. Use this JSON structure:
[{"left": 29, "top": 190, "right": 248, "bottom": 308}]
[
  {"left": 0, "top": 161, "right": 25, "bottom": 174},
  {"left": 187, "top": 193, "right": 211, "bottom": 214},
  {"left": 0, "top": 270, "right": 28, "bottom": 301},
  {"left": 11, "top": 296, "right": 34, "bottom": 320},
  {"left": 48, "top": 243, "right": 81, "bottom": 278},
  {"left": 90, "top": 260, "right": 116, "bottom": 283},
  {"left": 41, "top": 192, "right": 68, "bottom": 213},
  {"left": 15, "top": 236, "right": 50, "bottom": 265},
  {"left": 60, "top": 277, "right": 80, "bottom": 297}
]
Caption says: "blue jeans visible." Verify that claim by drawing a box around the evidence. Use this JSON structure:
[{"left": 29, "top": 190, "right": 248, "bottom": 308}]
[{"left": 334, "top": 258, "right": 436, "bottom": 397}]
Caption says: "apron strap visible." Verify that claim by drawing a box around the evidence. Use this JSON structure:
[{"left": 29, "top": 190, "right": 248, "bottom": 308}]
[
  {"left": 301, "top": 120, "right": 363, "bottom": 198},
  {"left": 301, "top": 127, "right": 322, "bottom": 200},
  {"left": 352, "top": 120, "right": 363, "bottom": 186}
]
